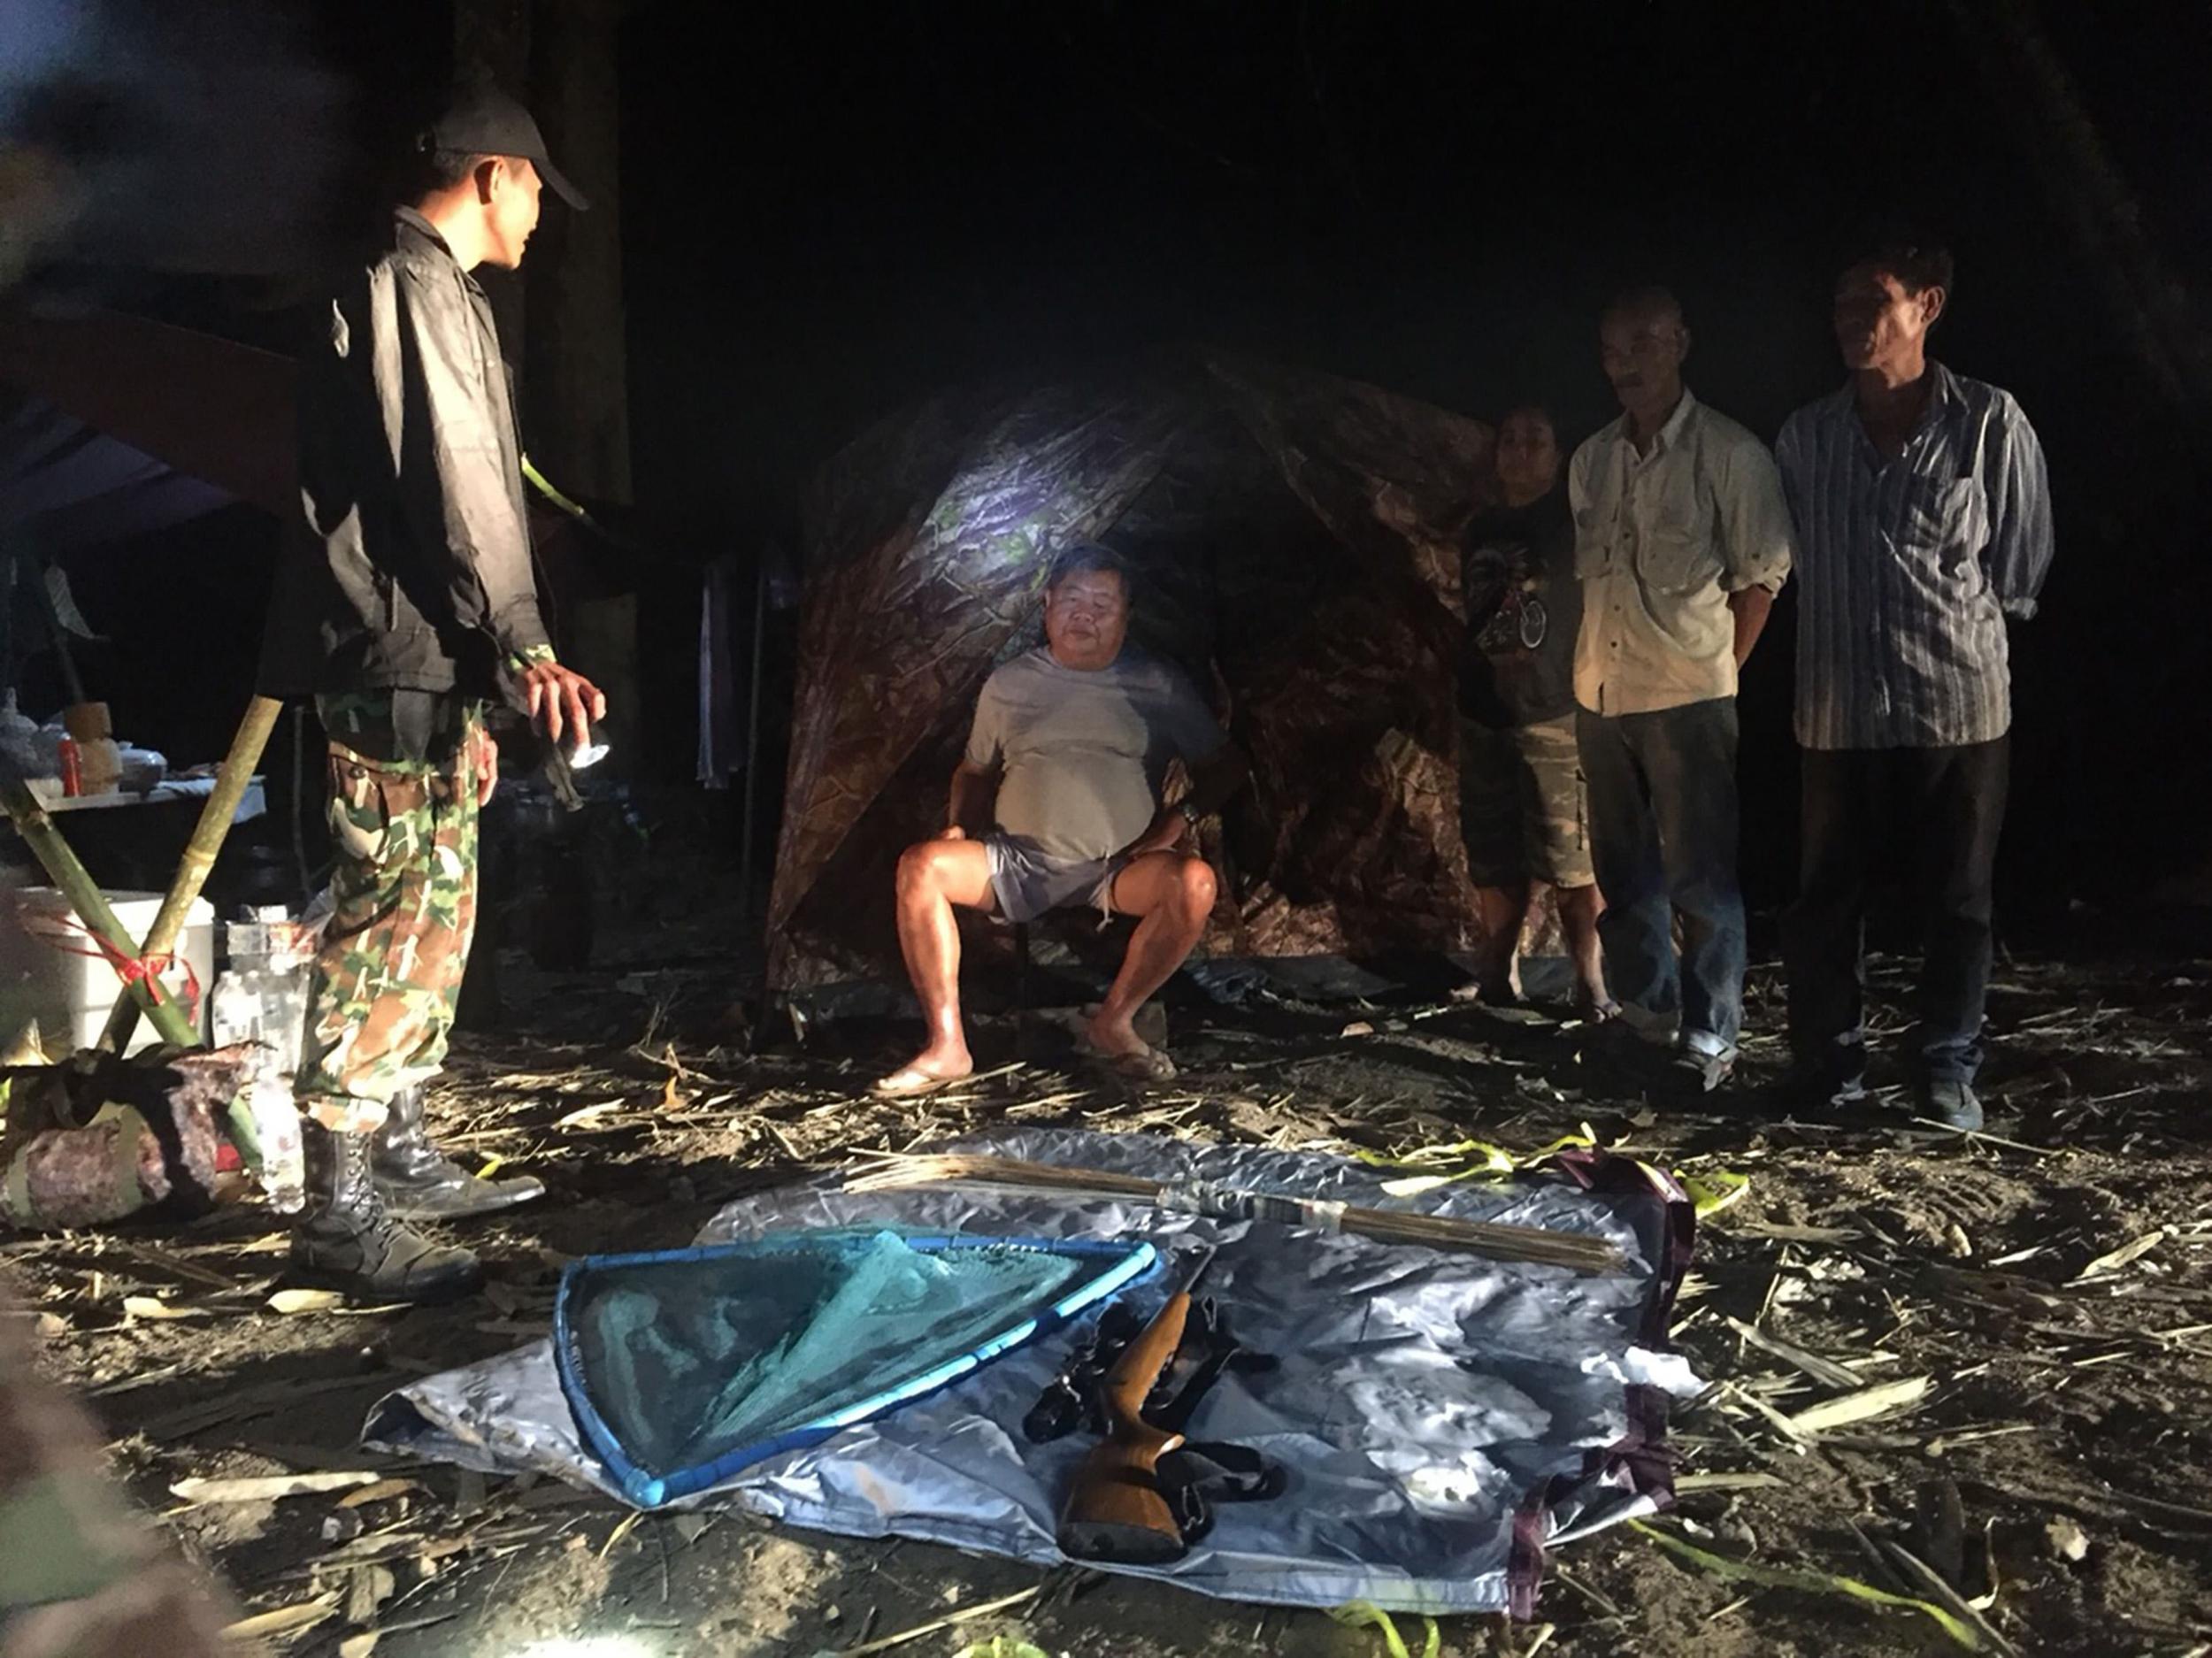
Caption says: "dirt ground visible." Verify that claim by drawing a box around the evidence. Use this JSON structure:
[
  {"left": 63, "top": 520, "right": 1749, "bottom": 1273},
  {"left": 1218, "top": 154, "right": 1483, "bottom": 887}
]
[{"left": 7, "top": 839, "right": 2212, "bottom": 1658}]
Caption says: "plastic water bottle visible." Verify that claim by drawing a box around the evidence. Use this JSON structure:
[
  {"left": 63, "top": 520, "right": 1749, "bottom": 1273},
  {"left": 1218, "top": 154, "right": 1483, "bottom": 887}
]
[
  {"left": 209, "top": 970, "right": 260, "bottom": 1053},
  {"left": 248, "top": 1049, "right": 305, "bottom": 1214}
]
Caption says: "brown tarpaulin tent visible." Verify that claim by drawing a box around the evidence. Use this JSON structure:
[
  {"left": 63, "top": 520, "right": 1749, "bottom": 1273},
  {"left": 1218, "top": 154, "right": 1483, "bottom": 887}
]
[{"left": 769, "top": 353, "right": 1505, "bottom": 991}]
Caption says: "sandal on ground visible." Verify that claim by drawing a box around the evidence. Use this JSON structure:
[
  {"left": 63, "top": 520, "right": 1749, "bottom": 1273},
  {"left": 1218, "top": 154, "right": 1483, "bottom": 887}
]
[
  {"left": 869, "top": 1065, "right": 967, "bottom": 1100},
  {"left": 1074, "top": 1034, "right": 1178, "bottom": 1083}
]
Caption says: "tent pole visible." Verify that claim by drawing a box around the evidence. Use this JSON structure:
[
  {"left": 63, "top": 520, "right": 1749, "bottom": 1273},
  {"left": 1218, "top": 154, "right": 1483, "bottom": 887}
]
[
  {"left": 737, "top": 554, "right": 768, "bottom": 933},
  {"left": 0, "top": 762, "right": 198, "bottom": 1049},
  {"left": 0, "top": 547, "right": 17, "bottom": 708},
  {"left": 95, "top": 694, "right": 282, "bottom": 1054}
]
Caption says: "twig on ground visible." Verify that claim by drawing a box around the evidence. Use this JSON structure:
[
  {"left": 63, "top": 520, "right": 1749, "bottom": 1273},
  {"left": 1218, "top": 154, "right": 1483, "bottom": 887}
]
[{"left": 819, "top": 1585, "right": 1043, "bottom": 1655}]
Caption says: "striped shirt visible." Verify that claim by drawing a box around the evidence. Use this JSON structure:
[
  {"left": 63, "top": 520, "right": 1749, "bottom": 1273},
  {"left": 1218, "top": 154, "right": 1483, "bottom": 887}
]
[
  {"left": 1569, "top": 391, "right": 1796, "bottom": 717},
  {"left": 1776, "top": 365, "right": 2054, "bottom": 750}
]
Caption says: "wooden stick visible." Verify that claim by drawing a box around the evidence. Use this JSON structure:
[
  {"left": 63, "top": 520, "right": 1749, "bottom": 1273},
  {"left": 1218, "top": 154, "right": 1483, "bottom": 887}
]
[
  {"left": 0, "top": 763, "right": 197, "bottom": 1048},
  {"left": 843, "top": 1151, "right": 1624, "bottom": 1274},
  {"left": 97, "top": 694, "right": 282, "bottom": 1054}
]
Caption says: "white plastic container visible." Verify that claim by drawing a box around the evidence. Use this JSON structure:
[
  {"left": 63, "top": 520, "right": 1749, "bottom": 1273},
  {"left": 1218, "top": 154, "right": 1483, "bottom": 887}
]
[{"left": 0, "top": 888, "right": 214, "bottom": 1056}]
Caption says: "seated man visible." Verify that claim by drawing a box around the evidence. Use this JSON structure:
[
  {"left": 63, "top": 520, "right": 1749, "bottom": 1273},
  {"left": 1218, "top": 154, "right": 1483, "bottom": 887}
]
[{"left": 874, "top": 544, "right": 1248, "bottom": 1094}]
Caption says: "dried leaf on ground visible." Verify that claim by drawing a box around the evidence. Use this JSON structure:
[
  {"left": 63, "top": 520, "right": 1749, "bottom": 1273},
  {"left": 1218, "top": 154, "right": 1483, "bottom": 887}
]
[
  {"left": 265, "top": 1287, "right": 345, "bottom": 1315},
  {"left": 2072, "top": 1229, "right": 2166, "bottom": 1282},
  {"left": 122, "top": 1295, "right": 206, "bottom": 1321},
  {"left": 344, "top": 1563, "right": 396, "bottom": 1625},
  {"left": 220, "top": 1594, "right": 341, "bottom": 1640},
  {"left": 1724, "top": 1316, "right": 1864, "bottom": 1390},
  {"left": 172, "top": 1470, "right": 382, "bottom": 1505},
  {"left": 1786, "top": 1376, "right": 1932, "bottom": 1436},
  {"left": 554, "top": 1100, "right": 626, "bottom": 1130}
]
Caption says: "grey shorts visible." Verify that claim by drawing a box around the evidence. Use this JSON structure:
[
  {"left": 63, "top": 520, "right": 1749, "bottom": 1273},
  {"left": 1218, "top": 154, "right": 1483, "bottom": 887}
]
[{"left": 985, "top": 834, "right": 1125, "bottom": 925}]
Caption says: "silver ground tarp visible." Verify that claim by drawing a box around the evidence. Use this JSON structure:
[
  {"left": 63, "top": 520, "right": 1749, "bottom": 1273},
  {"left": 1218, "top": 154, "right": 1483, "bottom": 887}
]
[{"left": 365, "top": 1129, "right": 1700, "bottom": 1615}]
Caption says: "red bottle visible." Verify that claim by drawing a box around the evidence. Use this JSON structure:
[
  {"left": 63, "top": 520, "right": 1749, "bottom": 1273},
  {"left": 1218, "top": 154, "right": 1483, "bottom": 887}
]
[{"left": 58, "top": 737, "right": 82, "bottom": 798}]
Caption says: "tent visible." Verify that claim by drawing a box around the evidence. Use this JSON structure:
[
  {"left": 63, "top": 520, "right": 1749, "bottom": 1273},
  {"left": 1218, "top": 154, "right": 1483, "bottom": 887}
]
[
  {"left": 0, "top": 309, "right": 298, "bottom": 523},
  {"left": 0, "top": 306, "right": 629, "bottom": 644},
  {"left": 0, "top": 307, "right": 642, "bottom": 562},
  {"left": 769, "top": 353, "right": 1502, "bottom": 991}
]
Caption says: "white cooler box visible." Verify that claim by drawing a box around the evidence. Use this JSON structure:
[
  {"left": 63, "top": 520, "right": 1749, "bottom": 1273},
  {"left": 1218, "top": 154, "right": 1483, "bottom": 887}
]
[{"left": 0, "top": 887, "right": 213, "bottom": 1057}]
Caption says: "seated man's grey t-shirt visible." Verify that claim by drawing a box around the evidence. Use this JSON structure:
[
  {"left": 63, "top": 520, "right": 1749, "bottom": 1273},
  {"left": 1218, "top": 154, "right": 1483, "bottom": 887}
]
[{"left": 964, "top": 648, "right": 1227, "bottom": 863}]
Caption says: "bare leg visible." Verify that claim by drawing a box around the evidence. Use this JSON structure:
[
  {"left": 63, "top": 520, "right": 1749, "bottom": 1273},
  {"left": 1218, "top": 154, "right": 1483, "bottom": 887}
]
[
  {"left": 880, "top": 837, "right": 998, "bottom": 1087},
  {"left": 1087, "top": 852, "right": 1217, "bottom": 1058},
  {"left": 1556, "top": 881, "right": 1611, "bottom": 1017},
  {"left": 1471, "top": 882, "right": 1532, "bottom": 1001}
]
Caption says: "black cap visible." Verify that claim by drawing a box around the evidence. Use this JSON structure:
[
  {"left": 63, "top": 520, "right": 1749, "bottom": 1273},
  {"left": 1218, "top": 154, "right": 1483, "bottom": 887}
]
[{"left": 422, "top": 83, "right": 589, "bottom": 212}]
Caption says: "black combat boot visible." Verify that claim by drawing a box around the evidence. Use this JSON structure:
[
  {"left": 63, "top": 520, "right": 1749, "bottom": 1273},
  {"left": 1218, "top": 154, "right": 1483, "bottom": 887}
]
[
  {"left": 372, "top": 1085, "right": 543, "bottom": 1223},
  {"left": 291, "top": 1120, "right": 482, "bottom": 1302}
]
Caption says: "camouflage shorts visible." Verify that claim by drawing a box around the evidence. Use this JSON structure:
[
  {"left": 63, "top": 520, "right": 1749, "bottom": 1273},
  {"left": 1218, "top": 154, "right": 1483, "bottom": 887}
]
[
  {"left": 1458, "top": 712, "right": 1594, "bottom": 889},
  {"left": 294, "top": 718, "right": 483, "bottom": 1133}
]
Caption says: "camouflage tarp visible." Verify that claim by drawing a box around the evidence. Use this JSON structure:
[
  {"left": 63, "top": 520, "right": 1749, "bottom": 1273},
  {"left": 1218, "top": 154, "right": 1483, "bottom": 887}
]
[{"left": 768, "top": 354, "right": 1499, "bottom": 990}]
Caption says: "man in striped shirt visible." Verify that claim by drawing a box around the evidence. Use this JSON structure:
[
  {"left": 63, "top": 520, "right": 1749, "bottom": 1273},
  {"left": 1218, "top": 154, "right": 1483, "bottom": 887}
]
[{"left": 1775, "top": 236, "right": 2054, "bottom": 1130}]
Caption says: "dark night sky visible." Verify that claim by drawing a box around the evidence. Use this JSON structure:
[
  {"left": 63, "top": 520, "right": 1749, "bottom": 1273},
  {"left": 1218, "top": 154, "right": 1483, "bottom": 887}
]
[
  {"left": 615, "top": 1, "right": 2212, "bottom": 910},
  {"left": 24, "top": 1, "right": 2212, "bottom": 911},
  {"left": 620, "top": 1, "right": 2209, "bottom": 524}
]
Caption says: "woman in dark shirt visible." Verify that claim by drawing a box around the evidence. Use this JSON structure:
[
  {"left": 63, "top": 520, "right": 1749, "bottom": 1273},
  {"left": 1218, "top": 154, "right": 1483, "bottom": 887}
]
[{"left": 1458, "top": 403, "right": 1610, "bottom": 1016}]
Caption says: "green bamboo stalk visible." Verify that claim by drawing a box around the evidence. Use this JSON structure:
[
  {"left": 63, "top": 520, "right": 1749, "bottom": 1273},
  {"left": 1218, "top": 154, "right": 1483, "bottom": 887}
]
[
  {"left": 97, "top": 694, "right": 283, "bottom": 1055},
  {"left": 0, "top": 764, "right": 197, "bottom": 1049}
]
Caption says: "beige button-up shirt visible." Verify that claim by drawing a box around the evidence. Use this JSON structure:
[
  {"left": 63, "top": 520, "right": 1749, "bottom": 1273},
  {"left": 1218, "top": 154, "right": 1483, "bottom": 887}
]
[{"left": 1569, "top": 390, "right": 1796, "bottom": 717}]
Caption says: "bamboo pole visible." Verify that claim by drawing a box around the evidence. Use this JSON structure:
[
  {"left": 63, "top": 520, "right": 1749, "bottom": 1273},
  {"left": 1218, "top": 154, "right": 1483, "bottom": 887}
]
[
  {"left": 96, "top": 694, "right": 283, "bottom": 1055},
  {"left": 0, "top": 764, "right": 198, "bottom": 1049}
]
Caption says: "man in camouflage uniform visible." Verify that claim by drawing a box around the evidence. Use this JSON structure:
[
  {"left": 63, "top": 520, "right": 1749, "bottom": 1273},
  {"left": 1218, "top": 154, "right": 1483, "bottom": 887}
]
[{"left": 261, "top": 83, "right": 606, "bottom": 1301}]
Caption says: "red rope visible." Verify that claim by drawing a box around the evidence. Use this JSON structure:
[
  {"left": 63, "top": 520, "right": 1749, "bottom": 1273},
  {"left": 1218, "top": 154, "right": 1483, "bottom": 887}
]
[{"left": 19, "top": 912, "right": 203, "bottom": 1026}]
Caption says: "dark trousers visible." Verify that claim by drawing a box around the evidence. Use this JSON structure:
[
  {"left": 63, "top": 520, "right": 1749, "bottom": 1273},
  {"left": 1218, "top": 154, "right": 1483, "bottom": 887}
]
[
  {"left": 1576, "top": 698, "right": 1746, "bottom": 1047},
  {"left": 1784, "top": 738, "right": 2008, "bottom": 1083}
]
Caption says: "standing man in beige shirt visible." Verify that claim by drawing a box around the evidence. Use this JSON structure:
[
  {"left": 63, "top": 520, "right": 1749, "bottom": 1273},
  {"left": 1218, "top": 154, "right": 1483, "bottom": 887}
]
[{"left": 1570, "top": 288, "right": 1796, "bottom": 1091}]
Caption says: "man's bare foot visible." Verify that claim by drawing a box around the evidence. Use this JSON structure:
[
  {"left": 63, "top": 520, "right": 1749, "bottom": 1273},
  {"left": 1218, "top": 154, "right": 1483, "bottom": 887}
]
[{"left": 870, "top": 1048, "right": 973, "bottom": 1099}]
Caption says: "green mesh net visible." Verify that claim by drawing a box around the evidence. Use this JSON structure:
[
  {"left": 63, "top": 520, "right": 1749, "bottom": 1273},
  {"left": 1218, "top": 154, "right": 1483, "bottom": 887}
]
[{"left": 556, "top": 1228, "right": 1152, "bottom": 1506}]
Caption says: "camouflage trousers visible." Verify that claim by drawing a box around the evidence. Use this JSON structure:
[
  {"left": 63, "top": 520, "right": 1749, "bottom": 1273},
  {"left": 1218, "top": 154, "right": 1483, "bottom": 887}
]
[
  {"left": 1458, "top": 712, "right": 1596, "bottom": 890},
  {"left": 0, "top": 1285, "right": 232, "bottom": 1654},
  {"left": 295, "top": 718, "right": 482, "bottom": 1134}
]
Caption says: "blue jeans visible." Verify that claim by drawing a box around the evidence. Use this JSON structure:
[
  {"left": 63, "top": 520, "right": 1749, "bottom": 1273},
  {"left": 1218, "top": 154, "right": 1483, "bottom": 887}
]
[{"left": 1576, "top": 699, "right": 1746, "bottom": 1048}]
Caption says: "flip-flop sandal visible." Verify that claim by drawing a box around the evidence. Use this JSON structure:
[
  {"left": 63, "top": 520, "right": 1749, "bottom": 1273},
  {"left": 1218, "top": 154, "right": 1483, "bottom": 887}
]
[
  {"left": 1075, "top": 1034, "right": 1178, "bottom": 1083},
  {"left": 869, "top": 1066, "right": 965, "bottom": 1100}
]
